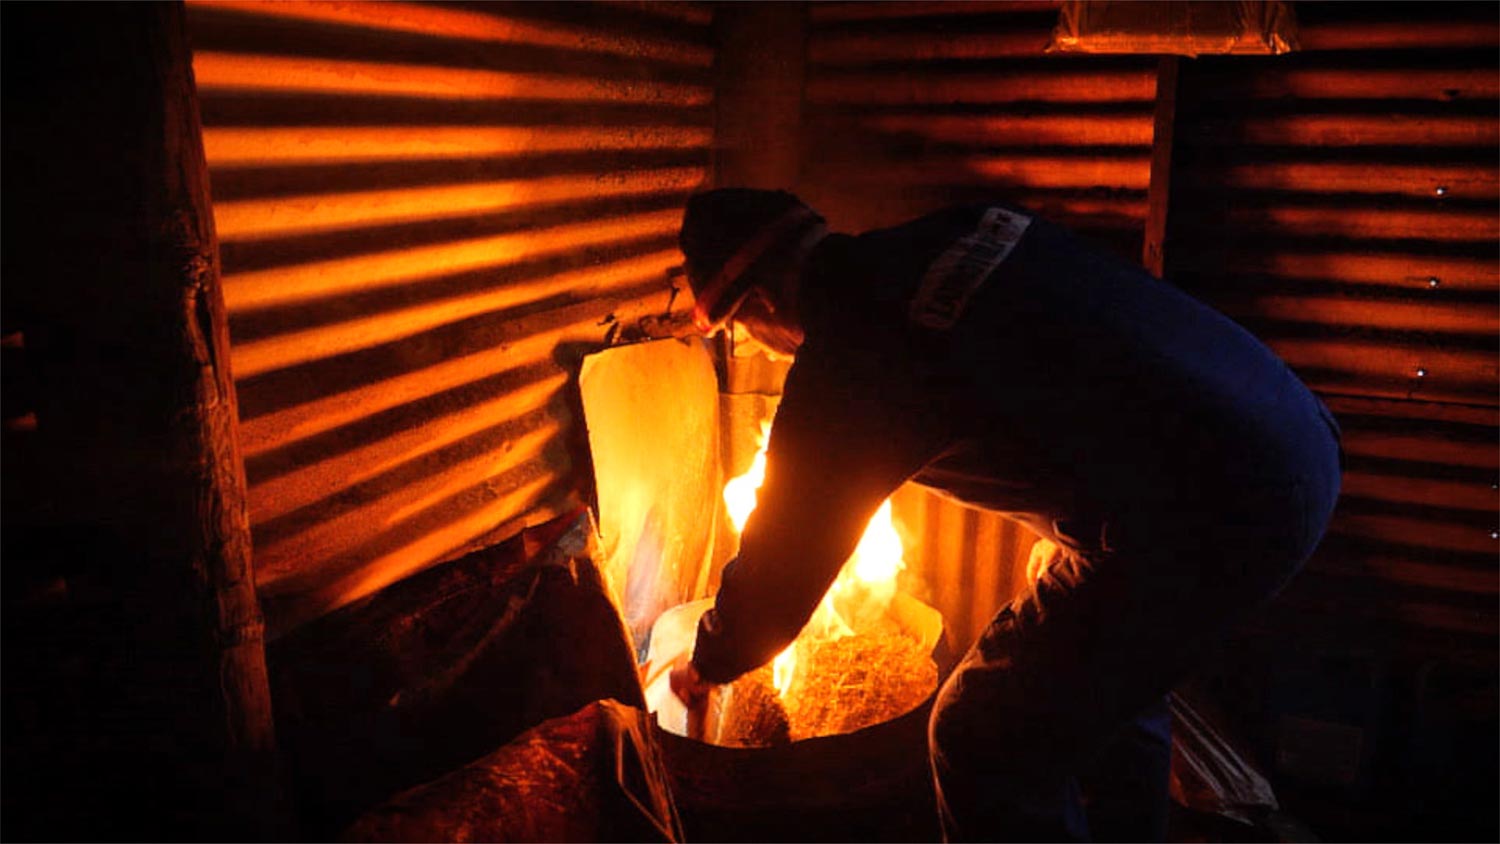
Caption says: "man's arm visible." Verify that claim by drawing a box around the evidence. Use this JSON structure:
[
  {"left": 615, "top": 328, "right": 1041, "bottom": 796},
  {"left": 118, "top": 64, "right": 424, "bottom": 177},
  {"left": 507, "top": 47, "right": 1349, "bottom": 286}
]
[{"left": 690, "top": 332, "right": 953, "bottom": 684}]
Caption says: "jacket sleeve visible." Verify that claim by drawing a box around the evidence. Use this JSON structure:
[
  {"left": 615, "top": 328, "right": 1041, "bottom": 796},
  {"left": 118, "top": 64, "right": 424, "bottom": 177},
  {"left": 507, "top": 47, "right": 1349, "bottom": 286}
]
[{"left": 691, "top": 331, "right": 953, "bottom": 684}]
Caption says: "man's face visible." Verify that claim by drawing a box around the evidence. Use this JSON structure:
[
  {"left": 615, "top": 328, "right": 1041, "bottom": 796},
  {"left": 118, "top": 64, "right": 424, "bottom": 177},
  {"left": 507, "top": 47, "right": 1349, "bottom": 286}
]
[{"left": 732, "top": 289, "right": 803, "bottom": 359}]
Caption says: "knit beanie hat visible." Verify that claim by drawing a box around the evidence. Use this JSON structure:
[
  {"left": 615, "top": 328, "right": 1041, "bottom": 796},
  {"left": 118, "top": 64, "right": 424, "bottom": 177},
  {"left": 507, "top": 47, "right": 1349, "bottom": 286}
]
[{"left": 679, "top": 189, "right": 823, "bottom": 333}]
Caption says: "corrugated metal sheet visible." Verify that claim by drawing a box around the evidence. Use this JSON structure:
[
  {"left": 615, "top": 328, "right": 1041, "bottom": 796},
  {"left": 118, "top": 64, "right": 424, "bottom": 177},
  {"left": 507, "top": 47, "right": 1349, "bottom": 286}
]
[
  {"left": 802, "top": 0, "right": 1155, "bottom": 260},
  {"left": 891, "top": 485, "right": 1036, "bottom": 656},
  {"left": 803, "top": 1, "right": 1153, "bottom": 649},
  {"left": 186, "top": 0, "right": 712, "bottom": 634},
  {"left": 1163, "top": 1, "right": 1499, "bottom": 655}
]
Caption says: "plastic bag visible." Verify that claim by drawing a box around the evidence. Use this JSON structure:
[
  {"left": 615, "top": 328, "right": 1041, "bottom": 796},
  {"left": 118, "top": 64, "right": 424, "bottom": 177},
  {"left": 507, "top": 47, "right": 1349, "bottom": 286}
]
[
  {"left": 344, "top": 699, "right": 684, "bottom": 843},
  {"left": 1168, "top": 691, "right": 1278, "bottom": 825},
  {"left": 271, "top": 511, "right": 646, "bottom": 837},
  {"left": 1049, "top": 1, "right": 1298, "bottom": 57}
]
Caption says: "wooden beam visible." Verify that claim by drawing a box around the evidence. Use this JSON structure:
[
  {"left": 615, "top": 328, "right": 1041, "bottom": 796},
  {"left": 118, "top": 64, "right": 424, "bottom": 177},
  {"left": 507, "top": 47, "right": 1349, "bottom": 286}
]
[
  {"left": 707, "top": 2, "right": 805, "bottom": 500},
  {"left": 1, "top": 3, "right": 284, "bottom": 838},
  {"left": 712, "top": 2, "right": 809, "bottom": 189},
  {"left": 1143, "top": 56, "right": 1180, "bottom": 278}
]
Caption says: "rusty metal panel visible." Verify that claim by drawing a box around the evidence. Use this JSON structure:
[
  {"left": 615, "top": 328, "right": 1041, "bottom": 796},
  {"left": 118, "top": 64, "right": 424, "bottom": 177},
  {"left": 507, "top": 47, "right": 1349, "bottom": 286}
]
[
  {"left": 802, "top": 1, "right": 1155, "bottom": 259},
  {"left": 1167, "top": 4, "right": 1498, "bottom": 407},
  {"left": 1165, "top": 2, "right": 1499, "bottom": 654},
  {"left": 1265, "top": 395, "right": 1498, "bottom": 651},
  {"left": 186, "top": 1, "right": 712, "bottom": 634}
]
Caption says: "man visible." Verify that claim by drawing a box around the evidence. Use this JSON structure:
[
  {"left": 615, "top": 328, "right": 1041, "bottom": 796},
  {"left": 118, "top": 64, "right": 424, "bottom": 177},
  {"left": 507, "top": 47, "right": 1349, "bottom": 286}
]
[{"left": 669, "top": 188, "right": 1342, "bottom": 842}]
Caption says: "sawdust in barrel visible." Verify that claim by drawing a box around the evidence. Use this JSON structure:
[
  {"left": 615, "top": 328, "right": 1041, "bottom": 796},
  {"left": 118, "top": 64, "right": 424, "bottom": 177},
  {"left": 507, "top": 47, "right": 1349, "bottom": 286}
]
[
  {"left": 717, "top": 666, "right": 791, "bottom": 747},
  {"left": 784, "top": 630, "right": 937, "bottom": 740},
  {"left": 719, "top": 630, "right": 936, "bottom": 747}
]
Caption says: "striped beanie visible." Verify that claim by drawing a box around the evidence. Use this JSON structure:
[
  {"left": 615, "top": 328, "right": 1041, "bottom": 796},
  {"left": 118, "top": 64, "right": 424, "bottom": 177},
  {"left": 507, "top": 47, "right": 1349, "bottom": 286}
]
[{"left": 679, "top": 189, "right": 823, "bottom": 334}]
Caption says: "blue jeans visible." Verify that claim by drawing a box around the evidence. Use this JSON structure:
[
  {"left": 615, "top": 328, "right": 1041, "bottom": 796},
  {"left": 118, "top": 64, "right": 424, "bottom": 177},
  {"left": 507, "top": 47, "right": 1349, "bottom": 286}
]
[{"left": 929, "top": 406, "right": 1342, "bottom": 842}]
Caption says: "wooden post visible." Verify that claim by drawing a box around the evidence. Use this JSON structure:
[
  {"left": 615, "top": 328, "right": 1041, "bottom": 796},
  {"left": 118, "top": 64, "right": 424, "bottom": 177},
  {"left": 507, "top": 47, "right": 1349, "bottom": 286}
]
[
  {"left": 1, "top": 3, "right": 284, "bottom": 838},
  {"left": 1143, "top": 56, "right": 1181, "bottom": 279},
  {"left": 709, "top": 1, "right": 807, "bottom": 500},
  {"left": 712, "top": 2, "right": 809, "bottom": 190}
]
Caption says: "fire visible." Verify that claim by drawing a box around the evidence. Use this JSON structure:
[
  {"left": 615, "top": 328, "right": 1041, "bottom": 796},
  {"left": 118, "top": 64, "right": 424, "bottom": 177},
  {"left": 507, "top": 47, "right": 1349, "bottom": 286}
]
[
  {"left": 850, "top": 500, "right": 903, "bottom": 583},
  {"left": 772, "top": 645, "right": 797, "bottom": 696},
  {"left": 721, "top": 421, "right": 906, "bottom": 699},
  {"left": 722, "top": 421, "right": 770, "bottom": 533}
]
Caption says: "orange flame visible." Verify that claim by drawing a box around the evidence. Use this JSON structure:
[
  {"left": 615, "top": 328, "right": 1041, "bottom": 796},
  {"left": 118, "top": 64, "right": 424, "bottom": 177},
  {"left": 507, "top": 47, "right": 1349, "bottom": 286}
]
[
  {"left": 772, "top": 644, "right": 797, "bottom": 696},
  {"left": 722, "top": 421, "right": 906, "bottom": 699},
  {"left": 722, "top": 420, "right": 770, "bottom": 534}
]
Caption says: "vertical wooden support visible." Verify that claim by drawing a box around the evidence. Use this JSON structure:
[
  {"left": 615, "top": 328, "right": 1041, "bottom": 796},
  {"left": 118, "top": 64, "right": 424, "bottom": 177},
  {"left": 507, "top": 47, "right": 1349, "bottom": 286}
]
[
  {"left": 712, "top": 2, "right": 809, "bottom": 189},
  {"left": 704, "top": 3, "right": 810, "bottom": 583},
  {"left": 1, "top": 3, "right": 283, "bottom": 838},
  {"left": 1143, "top": 56, "right": 1181, "bottom": 279}
]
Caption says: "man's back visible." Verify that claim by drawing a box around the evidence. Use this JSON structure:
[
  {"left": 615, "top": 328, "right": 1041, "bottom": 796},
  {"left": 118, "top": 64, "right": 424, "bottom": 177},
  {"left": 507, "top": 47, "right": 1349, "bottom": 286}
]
[{"left": 796, "top": 202, "right": 1340, "bottom": 533}]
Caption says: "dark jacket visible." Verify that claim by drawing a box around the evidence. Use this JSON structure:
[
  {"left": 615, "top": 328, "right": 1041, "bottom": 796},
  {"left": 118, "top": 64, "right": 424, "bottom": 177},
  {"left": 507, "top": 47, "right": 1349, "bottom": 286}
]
[{"left": 692, "top": 202, "right": 1341, "bottom": 684}]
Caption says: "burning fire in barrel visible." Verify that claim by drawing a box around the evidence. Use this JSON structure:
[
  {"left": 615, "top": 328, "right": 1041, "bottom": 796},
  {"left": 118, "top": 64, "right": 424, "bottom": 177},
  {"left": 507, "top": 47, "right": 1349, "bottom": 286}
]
[{"left": 645, "top": 421, "right": 944, "bottom": 747}]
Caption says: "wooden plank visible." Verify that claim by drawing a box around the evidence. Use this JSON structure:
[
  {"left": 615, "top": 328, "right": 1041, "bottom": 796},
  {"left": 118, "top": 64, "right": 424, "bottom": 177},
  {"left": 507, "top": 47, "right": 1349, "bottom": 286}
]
[
  {"left": 713, "top": 2, "right": 808, "bottom": 188},
  {"left": 1, "top": 3, "right": 283, "bottom": 838},
  {"left": 1144, "top": 56, "right": 1178, "bottom": 278}
]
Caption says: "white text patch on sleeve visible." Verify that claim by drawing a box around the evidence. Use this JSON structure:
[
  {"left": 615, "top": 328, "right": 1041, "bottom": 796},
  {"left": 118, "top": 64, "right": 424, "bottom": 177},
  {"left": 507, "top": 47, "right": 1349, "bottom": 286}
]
[{"left": 909, "top": 207, "right": 1032, "bottom": 331}]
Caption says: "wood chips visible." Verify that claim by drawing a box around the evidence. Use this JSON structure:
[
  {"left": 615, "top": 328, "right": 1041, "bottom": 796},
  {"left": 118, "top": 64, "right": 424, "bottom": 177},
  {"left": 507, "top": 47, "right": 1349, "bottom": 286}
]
[{"left": 717, "top": 630, "right": 937, "bottom": 747}]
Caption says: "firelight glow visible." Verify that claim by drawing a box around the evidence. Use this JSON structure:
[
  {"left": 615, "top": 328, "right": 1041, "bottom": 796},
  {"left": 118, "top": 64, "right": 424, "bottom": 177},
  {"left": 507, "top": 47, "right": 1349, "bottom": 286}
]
[
  {"left": 722, "top": 421, "right": 907, "bottom": 698},
  {"left": 850, "top": 500, "right": 903, "bottom": 584},
  {"left": 722, "top": 421, "right": 770, "bottom": 534},
  {"left": 772, "top": 644, "right": 797, "bottom": 697}
]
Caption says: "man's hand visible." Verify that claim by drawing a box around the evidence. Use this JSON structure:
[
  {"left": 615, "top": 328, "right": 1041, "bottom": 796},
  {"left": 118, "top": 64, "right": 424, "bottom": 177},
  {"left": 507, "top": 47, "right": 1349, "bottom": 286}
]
[
  {"left": 668, "top": 656, "right": 715, "bottom": 708},
  {"left": 1026, "top": 537, "right": 1065, "bottom": 584},
  {"left": 670, "top": 656, "right": 719, "bottom": 742}
]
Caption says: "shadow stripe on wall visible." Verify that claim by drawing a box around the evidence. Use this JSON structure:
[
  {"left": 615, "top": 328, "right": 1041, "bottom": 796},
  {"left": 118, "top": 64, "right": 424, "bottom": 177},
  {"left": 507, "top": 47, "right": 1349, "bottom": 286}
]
[
  {"left": 204, "top": 125, "right": 713, "bottom": 167},
  {"left": 188, "top": 3, "right": 711, "bottom": 77},
  {"left": 228, "top": 246, "right": 679, "bottom": 381},
  {"left": 194, "top": 51, "right": 709, "bottom": 106},
  {"left": 228, "top": 236, "right": 679, "bottom": 344},
  {"left": 220, "top": 215, "right": 686, "bottom": 318},
  {"left": 251, "top": 403, "right": 567, "bottom": 561},
  {"left": 1173, "top": 257, "right": 1496, "bottom": 293},
  {"left": 219, "top": 190, "right": 690, "bottom": 273},
  {"left": 207, "top": 151, "right": 709, "bottom": 202},
  {"left": 244, "top": 361, "right": 565, "bottom": 486},
  {"left": 200, "top": 93, "right": 712, "bottom": 128},
  {"left": 259, "top": 472, "right": 578, "bottom": 635}
]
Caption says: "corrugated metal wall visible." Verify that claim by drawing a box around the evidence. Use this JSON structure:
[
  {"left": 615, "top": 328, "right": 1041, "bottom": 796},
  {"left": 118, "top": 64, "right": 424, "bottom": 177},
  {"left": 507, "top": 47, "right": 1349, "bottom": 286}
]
[
  {"left": 802, "top": 0, "right": 1155, "bottom": 259},
  {"left": 182, "top": 0, "right": 1495, "bottom": 663},
  {"left": 1164, "top": 1, "right": 1498, "bottom": 659},
  {"left": 802, "top": 1, "right": 1159, "bottom": 649},
  {"left": 185, "top": 0, "right": 713, "bottom": 634}
]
